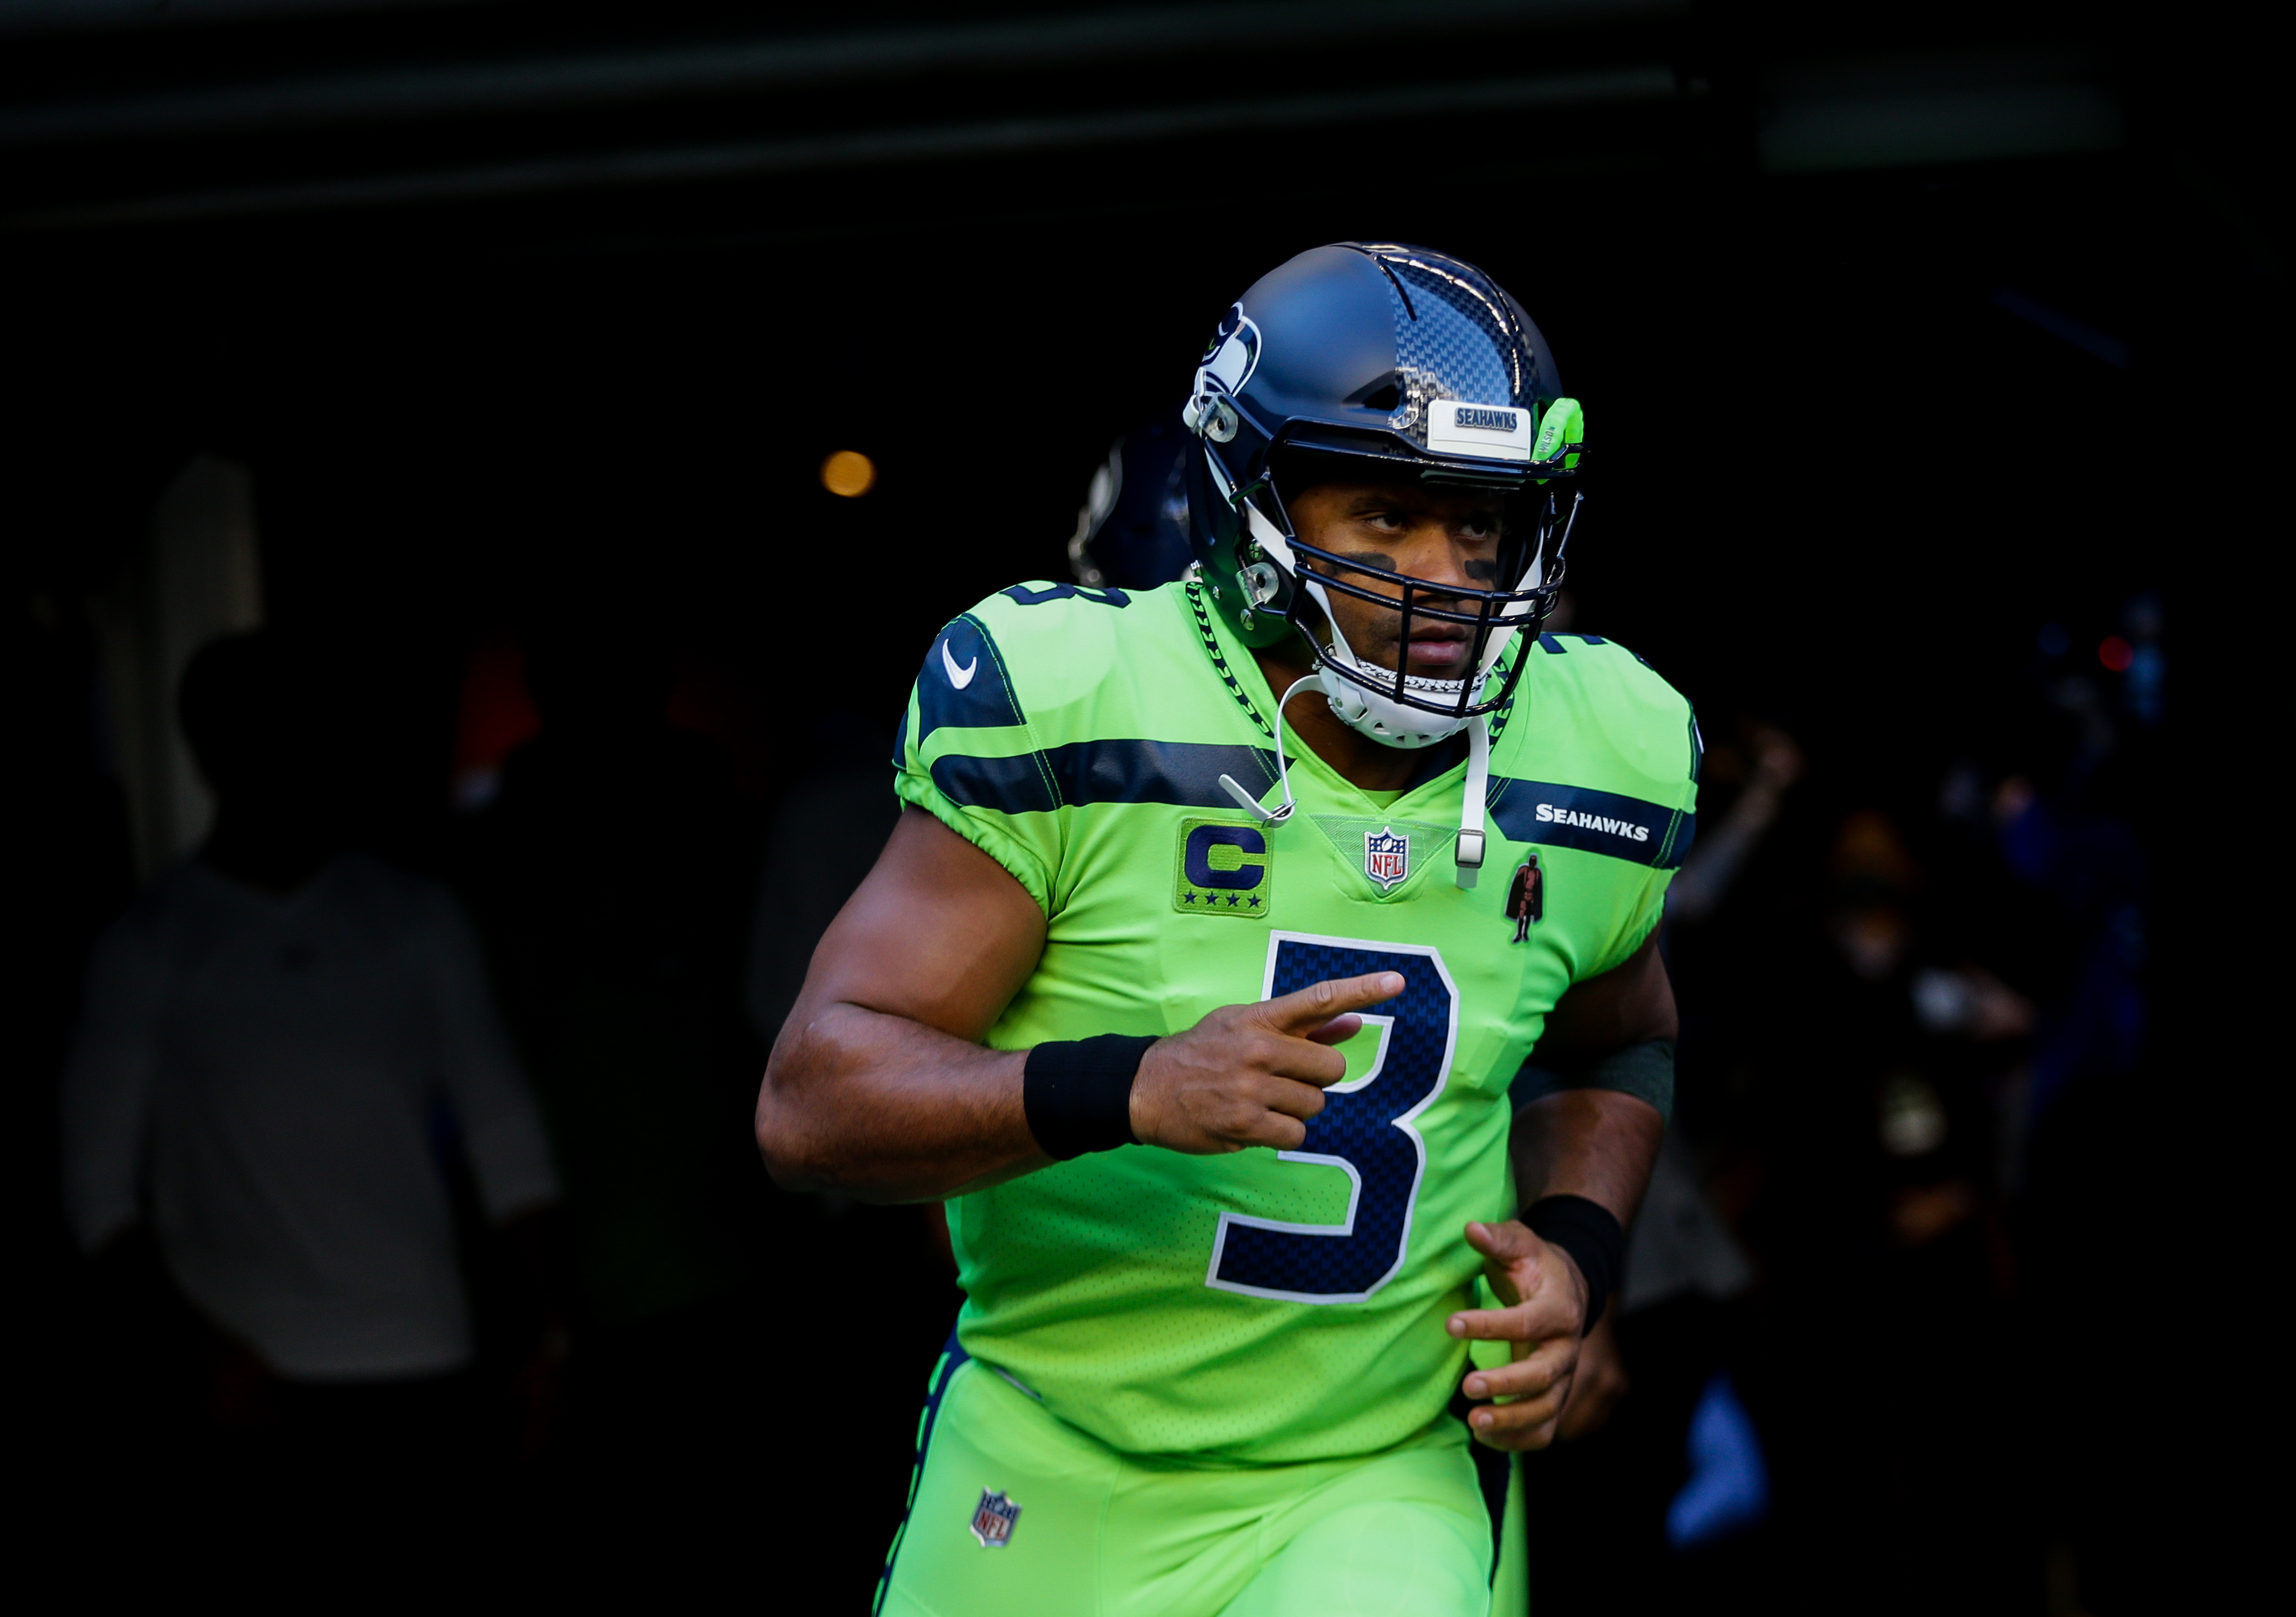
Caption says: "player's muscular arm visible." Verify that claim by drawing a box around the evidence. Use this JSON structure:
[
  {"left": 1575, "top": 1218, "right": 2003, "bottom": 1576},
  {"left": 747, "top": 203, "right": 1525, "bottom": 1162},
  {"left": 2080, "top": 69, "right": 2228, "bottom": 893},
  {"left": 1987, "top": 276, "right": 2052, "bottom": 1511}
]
[
  {"left": 756, "top": 808, "right": 1395, "bottom": 1202},
  {"left": 1449, "top": 931, "right": 1673, "bottom": 1450},
  {"left": 1509, "top": 930, "right": 1675, "bottom": 1221},
  {"left": 756, "top": 808, "right": 1046, "bottom": 1201}
]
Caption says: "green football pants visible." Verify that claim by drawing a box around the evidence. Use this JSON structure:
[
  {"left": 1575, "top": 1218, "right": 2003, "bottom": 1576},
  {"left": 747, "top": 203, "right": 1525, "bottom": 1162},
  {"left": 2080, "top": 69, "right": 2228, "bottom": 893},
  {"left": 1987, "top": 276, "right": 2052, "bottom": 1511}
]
[{"left": 876, "top": 1341, "right": 1527, "bottom": 1617}]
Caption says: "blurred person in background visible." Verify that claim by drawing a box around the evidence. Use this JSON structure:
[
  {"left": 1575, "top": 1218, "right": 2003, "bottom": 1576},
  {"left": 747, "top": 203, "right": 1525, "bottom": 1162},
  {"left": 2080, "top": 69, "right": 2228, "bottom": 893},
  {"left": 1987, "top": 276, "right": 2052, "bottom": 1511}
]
[
  {"left": 455, "top": 605, "right": 769, "bottom": 1579},
  {"left": 1931, "top": 644, "right": 2152, "bottom": 1610},
  {"left": 1718, "top": 797, "right": 2036, "bottom": 1614},
  {"left": 1520, "top": 721, "right": 1793, "bottom": 1614},
  {"left": 1663, "top": 725, "right": 1802, "bottom": 932},
  {"left": 59, "top": 628, "right": 564, "bottom": 1577},
  {"left": 744, "top": 717, "right": 904, "bottom": 1051}
]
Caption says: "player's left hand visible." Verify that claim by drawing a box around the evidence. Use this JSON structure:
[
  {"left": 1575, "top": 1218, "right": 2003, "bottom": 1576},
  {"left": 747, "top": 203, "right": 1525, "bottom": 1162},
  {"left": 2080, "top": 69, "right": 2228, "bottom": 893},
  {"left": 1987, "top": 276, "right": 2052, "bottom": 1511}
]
[{"left": 1445, "top": 1218, "right": 1590, "bottom": 1451}]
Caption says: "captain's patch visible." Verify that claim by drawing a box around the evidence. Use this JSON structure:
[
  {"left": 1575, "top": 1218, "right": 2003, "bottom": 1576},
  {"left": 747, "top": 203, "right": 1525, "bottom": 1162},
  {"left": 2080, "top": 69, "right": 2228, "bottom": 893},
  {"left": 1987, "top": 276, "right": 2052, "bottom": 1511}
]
[{"left": 1174, "top": 819, "right": 1273, "bottom": 916}]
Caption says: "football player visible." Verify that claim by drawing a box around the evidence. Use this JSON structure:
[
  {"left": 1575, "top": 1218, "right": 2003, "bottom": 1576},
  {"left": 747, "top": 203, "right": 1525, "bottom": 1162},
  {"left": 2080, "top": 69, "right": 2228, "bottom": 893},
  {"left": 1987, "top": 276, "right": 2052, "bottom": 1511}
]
[{"left": 757, "top": 243, "right": 1694, "bottom": 1616}]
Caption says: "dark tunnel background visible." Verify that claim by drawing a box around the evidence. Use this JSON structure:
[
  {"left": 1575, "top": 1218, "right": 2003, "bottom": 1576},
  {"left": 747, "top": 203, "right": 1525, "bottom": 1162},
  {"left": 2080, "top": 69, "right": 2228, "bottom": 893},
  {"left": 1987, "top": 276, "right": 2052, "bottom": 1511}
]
[
  {"left": 4, "top": 1, "right": 2277, "bottom": 1609},
  {"left": 16, "top": 159, "right": 2196, "bottom": 823}
]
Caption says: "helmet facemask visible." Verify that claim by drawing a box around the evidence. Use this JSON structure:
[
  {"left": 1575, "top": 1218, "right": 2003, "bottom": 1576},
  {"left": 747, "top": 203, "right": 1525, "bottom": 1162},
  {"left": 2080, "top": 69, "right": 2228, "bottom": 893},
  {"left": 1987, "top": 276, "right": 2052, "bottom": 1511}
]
[{"left": 1217, "top": 447, "right": 1580, "bottom": 749}]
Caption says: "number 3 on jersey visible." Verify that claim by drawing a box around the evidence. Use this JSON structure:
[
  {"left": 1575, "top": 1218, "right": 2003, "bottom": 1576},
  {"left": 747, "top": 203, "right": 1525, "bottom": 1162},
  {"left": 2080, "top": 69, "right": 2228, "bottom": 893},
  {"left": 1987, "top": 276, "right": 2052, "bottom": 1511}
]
[{"left": 1207, "top": 932, "right": 1459, "bottom": 1305}]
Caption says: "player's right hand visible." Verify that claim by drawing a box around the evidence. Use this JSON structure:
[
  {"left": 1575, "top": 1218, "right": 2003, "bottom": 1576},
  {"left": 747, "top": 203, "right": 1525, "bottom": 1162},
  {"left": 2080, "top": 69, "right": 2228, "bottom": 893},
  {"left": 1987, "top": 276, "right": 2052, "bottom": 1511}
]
[{"left": 1128, "top": 972, "right": 1403, "bottom": 1154}]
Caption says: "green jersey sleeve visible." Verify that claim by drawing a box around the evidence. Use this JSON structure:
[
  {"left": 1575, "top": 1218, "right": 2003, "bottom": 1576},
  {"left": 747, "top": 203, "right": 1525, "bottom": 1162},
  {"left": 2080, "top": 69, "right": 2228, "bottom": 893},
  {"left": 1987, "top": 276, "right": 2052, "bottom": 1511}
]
[
  {"left": 1592, "top": 866, "right": 1669, "bottom": 978},
  {"left": 893, "top": 597, "right": 1070, "bottom": 911},
  {"left": 1584, "top": 648, "right": 1700, "bottom": 977},
  {"left": 1483, "top": 634, "right": 1701, "bottom": 982}
]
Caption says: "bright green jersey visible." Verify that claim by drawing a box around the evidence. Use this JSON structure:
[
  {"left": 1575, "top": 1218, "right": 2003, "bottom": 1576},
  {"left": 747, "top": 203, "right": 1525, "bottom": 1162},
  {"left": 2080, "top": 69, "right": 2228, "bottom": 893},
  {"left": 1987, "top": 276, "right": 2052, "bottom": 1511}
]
[{"left": 893, "top": 578, "right": 1698, "bottom": 1465}]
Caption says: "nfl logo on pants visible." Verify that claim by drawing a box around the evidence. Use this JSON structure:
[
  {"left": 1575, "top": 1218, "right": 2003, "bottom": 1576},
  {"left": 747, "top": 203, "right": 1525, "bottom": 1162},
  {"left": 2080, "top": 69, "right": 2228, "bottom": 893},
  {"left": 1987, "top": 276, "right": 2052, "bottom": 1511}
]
[{"left": 970, "top": 1488, "right": 1021, "bottom": 1548}]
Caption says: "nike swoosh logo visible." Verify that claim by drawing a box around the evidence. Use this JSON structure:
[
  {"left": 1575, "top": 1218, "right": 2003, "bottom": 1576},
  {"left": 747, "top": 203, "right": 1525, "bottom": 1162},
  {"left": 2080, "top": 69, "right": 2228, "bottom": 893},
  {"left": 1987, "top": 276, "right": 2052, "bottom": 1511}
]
[{"left": 941, "top": 638, "right": 979, "bottom": 690}]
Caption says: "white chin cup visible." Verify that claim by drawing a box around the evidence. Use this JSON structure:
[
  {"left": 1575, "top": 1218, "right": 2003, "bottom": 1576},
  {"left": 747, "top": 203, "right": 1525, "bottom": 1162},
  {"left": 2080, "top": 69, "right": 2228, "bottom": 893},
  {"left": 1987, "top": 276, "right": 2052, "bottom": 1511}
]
[{"left": 1313, "top": 625, "right": 1486, "bottom": 750}]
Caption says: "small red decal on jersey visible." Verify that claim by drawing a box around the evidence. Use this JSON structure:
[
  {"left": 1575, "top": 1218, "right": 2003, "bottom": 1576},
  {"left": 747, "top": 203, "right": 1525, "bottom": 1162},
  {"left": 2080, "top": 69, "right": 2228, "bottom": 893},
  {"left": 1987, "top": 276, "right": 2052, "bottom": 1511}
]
[{"left": 1506, "top": 856, "right": 1543, "bottom": 943}]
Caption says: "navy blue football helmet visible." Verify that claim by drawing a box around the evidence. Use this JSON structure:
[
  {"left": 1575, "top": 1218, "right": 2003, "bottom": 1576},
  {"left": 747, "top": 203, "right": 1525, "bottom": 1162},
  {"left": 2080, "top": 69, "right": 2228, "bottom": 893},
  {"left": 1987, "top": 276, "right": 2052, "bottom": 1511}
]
[
  {"left": 1067, "top": 411, "right": 1194, "bottom": 592},
  {"left": 1181, "top": 242, "right": 1584, "bottom": 735}
]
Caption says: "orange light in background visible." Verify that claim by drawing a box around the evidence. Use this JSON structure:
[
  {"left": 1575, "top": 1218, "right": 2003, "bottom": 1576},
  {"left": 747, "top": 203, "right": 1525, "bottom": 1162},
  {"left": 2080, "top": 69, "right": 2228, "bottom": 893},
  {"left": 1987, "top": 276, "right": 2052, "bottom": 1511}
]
[
  {"left": 820, "top": 450, "right": 877, "bottom": 497},
  {"left": 2097, "top": 635, "right": 2134, "bottom": 672}
]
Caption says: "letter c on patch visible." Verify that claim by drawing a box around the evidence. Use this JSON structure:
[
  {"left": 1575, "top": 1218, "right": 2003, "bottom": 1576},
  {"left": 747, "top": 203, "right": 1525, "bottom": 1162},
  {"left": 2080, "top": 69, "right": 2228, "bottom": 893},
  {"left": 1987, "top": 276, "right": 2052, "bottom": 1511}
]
[{"left": 1185, "top": 824, "right": 1267, "bottom": 890}]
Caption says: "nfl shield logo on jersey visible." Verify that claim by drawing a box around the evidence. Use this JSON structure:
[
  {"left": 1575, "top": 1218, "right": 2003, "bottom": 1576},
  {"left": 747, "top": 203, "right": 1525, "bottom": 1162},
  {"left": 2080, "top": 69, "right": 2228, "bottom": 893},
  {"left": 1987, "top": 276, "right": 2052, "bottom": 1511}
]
[
  {"left": 1363, "top": 827, "right": 1410, "bottom": 892},
  {"left": 970, "top": 1488, "right": 1021, "bottom": 1548}
]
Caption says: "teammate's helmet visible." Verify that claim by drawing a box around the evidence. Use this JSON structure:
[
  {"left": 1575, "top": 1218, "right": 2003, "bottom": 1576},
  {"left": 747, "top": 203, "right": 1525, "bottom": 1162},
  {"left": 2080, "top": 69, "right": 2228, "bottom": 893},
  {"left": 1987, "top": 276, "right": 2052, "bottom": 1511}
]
[
  {"left": 1182, "top": 243, "right": 1584, "bottom": 746},
  {"left": 1067, "top": 412, "right": 1194, "bottom": 592}
]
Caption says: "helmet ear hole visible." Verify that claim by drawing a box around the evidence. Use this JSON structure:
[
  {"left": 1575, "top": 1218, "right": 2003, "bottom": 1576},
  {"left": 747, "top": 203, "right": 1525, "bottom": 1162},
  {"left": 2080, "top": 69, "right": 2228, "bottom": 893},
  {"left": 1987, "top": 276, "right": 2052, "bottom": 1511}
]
[{"left": 1237, "top": 559, "right": 1289, "bottom": 610}]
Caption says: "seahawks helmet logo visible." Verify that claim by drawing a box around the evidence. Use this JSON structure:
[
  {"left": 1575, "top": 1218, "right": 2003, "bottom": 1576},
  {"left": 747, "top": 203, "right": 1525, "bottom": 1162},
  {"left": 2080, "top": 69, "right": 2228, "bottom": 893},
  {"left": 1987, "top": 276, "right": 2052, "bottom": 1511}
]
[
  {"left": 1195, "top": 304, "right": 1261, "bottom": 401},
  {"left": 1186, "top": 305, "right": 1261, "bottom": 443}
]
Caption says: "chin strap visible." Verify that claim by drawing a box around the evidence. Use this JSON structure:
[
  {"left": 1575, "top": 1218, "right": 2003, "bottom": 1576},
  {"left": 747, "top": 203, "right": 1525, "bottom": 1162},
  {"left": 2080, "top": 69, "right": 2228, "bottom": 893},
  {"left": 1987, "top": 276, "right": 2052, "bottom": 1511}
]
[
  {"left": 1221, "top": 679, "right": 1493, "bottom": 894},
  {"left": 1455, "top": 714, "right": 1490, "bottom": 889},
  {"left": 1218, "top": 675, "right": 1324, "bottom": 825}
]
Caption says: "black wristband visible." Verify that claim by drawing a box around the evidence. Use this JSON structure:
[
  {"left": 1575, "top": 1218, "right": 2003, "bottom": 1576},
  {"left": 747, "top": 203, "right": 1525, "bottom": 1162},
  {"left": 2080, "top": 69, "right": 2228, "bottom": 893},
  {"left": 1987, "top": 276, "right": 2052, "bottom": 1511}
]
[
  {"left": 1522, "top": 1194, "right": 1625, "bottom": 1334},
  {"left": 1023, "top": 1035, "right": 1156, "bottom": 1161}
]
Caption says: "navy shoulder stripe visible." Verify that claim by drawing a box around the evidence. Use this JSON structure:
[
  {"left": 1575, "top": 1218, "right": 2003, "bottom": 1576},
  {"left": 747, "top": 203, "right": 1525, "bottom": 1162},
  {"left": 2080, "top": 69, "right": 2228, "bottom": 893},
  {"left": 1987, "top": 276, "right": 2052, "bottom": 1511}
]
[
  {"left": 930, "top": 738, "right": 1285, "bottom": 815},
  {"left": 1487, "top": 776, "right": 1696, "bottom": 869},
  {"left": 915, "top": 613, "right": 1027, "bottom": 749},
  {"left": 1001, "top": 582, "right": 1130, "bottom": 609},
  {"left": 930, "top": 750, "right": 1060, "bottom": 815},
  {"left": 1044, "top": 740, "right": 1283, "bottom": 808}
]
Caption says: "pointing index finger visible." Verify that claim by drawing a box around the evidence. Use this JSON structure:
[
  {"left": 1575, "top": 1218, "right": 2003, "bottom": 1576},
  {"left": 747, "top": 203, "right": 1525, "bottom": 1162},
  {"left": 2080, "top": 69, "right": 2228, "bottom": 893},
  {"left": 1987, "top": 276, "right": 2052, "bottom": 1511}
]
[{"left": 1260, "top": 972, "right": 1405, "bottom": 1034}]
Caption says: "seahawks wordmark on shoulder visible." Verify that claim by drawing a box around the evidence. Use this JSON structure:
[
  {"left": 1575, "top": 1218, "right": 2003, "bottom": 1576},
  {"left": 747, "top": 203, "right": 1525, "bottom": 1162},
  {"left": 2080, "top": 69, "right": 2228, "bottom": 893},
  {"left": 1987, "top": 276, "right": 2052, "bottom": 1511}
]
[{"left": 1533, "top": 801, "right": 1651, "bottom": 844}]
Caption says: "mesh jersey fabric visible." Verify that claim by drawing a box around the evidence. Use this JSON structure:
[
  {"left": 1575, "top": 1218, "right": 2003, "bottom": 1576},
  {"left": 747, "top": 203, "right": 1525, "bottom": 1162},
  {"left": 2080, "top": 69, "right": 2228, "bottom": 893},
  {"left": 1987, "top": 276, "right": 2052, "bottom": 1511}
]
[{"left": 893, "top": 578, "right": 1697, "bottom": 1464}]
